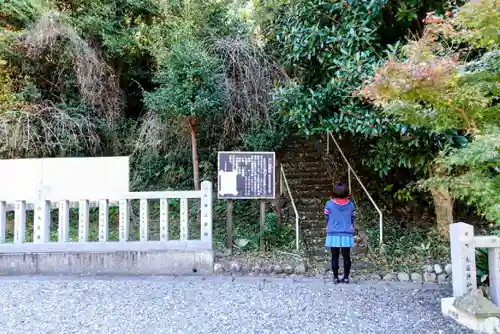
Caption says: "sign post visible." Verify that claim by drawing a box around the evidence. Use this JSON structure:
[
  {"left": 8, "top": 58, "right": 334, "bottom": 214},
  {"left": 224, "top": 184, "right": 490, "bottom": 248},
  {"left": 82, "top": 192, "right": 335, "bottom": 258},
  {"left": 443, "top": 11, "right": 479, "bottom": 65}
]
[
  {"left": 217, "top": 152, "right": 276, "bottom": 251},
  {"left": 260, "top": 200, "right": 266, "bottom": 251},
  {"left": 226, "top": 199, "right": 233, "bottom": 249}
]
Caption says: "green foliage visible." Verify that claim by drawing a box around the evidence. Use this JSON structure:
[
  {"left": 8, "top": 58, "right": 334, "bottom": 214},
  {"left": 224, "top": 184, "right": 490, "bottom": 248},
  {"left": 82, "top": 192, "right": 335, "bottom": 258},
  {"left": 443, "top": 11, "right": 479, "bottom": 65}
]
[
  {"left": 362, "top": 127, "right": 449, "bottom": 177},
  {"left": 254, "top": 0, "right": 386, "bottom": 135},
  {"left": 476, "top": 248, "right": 489, "bottom": 284},
  {"left": 211, "top": 200, "right": 294, "bottom": 250},
  {"left": 251, "top": 0, "right": 470, "bottom": 205},
  {"left": 144, "top": 38, "right": 226, "bottom": 121},
  {"left": 3, "top": 0, "right": 497, "bottom": 258},
  {"left": 365, "top": 222, "right": 450, "bottom": 271},
  {"left": 360, "top": 2, "right": 500, "bottom": 225},
  {"left": 241, "top": 115, "right": 291, "bottom": 151},
  {"left": 454, "top": 0, "right": 500, "bottom": 50},
  {"left": 420, "top": 130, "right": 500, "bottom": 223},
  {"left": 262, "top": 212, "right": 295, "bottom": 250}
]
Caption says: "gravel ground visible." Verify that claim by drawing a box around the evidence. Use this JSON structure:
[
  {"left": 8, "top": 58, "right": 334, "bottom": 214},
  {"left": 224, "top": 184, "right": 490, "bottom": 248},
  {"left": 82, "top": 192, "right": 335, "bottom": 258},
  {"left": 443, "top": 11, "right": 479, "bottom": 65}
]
[{"left": 0, "top": 276, "right": 474, "bottom": 334}]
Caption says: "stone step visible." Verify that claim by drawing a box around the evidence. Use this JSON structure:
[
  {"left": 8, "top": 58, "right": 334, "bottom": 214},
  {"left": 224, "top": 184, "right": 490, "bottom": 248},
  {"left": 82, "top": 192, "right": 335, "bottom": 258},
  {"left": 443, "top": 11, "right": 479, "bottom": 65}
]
[
  {"left": 284, "top": 154, "right": 321, "bottom": 161},
  {"left": 295, "top": 198, "right": 323, "bottom": 205},
  {"left": 293, "top": 191, "right": 332, "bottom": 199},
  {"left": 281, "top": 150, "right": 327, "bottom": 161},
  {"left": 299, "top": 216, "right": 325, "bottom": 225},
  {"left": 284, "top": 169, "right": 328, "bottom": 177},
  {"left": 286, "top": 178, "right": 333, "bottom": 186},
  {"left": 303, "top": 229, "right": 326, "bottom": 238},
  {"left": 282, "top": 160, "right": 326, "bottom": 168},
  {"left": 290, "top": 185, "right": 332, "bottom": 193},
  {"left": 298, "top": 206, "right": 325, "bottom": 213},
  {"left": 304, "top": 236, "right": 326, "bottom": 246},
  {"left": 298, "top": 214, "right": 324, "bottom": 221},
  {"left": 299, "top": 210, "right": 324, "bottom": 218},
  {"left": 283, "top": 172, "right": 330, "bottom": 181},
  {"left": 284, "top": 166, "right": 328, "bottom": 172},
  {"left": 288, "top": 210, "right": 319, "bottom": 219}
]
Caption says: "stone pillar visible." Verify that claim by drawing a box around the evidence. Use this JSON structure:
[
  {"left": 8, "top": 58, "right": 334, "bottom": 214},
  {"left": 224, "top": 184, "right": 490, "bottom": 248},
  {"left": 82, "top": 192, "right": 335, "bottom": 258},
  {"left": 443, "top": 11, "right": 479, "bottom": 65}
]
[
  {"left": 179, "top": 198, "right": 188, "bottom": 241},
  {"left": 119, "top": 199, "right": 129, "bottom": 242},
  {"left": 489, "top": 247, "right": 500, "bottom": 306},
  {"left": 139, "top": 199, "right": 149, "bottom": 242},
  {"left": 0, "top": 201, "right": 6, "bottom": 243},
  {"left": 58, "top": 200, "right": 70, "bottom": 242},
  {"left": 34, "top": 186, "right": 51, "bottom": 243},
  {"left": 78, "top": 200, "right": 89, "bottom": 242},
  {"left": 14, "top": 201, "right": 26, "bottom": 244},
  {"left": 450, "top": 222, "right": 477, "bottom": 297},
  {"left": 160, "top": 199, "right": 169, "bottom": 241},
  {"left": 98, "top": 199, "right": 109, "bottom": 242},
  {"left": 200, "top": 181, "right": 212, "bottom": 247}
]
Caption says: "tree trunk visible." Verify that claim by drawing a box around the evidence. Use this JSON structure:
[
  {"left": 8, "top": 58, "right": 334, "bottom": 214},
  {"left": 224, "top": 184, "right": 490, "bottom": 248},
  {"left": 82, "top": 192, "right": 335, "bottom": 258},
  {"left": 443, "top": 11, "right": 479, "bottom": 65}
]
[
  {"left": 429, "top": 164, "right": 454, "bottom": 239},
  {"left": 188, "top": 117, "right": 201, "bottom": 235},
  {"left": 274, "top": 154, "right": 281, "bottom": 227},
  {"left": 188, "top": 117, "right": 200, "bottom": 191},
  {"left": 430, "top": 186, "right": 454, "bottom": 238}
]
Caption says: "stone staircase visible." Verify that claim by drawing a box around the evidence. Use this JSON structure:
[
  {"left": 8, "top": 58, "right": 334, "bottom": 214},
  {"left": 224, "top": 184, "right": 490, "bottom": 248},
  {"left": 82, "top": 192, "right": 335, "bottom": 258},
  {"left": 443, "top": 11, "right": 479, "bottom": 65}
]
[
  {"left": 280, "top": 136, "right": 369, "bottom": 263},
  {"left": 280, "top": 136, "right": 333, "bottom": 260}
]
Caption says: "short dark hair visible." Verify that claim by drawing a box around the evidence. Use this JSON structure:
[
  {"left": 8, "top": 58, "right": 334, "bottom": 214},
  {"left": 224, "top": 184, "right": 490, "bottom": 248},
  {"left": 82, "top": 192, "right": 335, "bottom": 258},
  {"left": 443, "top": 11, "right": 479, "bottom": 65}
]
[{"left": 332, "top": 183, "right": 349, "bottom": 198}]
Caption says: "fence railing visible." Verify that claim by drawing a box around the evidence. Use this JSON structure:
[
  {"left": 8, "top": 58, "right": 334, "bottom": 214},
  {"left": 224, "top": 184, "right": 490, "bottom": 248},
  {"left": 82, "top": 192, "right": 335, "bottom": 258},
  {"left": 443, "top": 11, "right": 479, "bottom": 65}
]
[
  {"left": 326, "top": 132, "right": 384, "bottom": 245},
  {"left": 280, "top": 165, "right": 300, "bottom": 251},
  {"left": 0, "top": 181, "right": 213, "bottom": 253},
  {"left": 449, "top": 222, "right": 500, "bottom": 306}
]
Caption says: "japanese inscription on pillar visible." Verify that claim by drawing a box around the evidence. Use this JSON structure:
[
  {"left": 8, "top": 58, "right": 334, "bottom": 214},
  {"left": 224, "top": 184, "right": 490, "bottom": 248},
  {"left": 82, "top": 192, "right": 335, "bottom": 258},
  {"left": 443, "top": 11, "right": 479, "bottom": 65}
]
[
  {"left": 217, "top": 152, "right": 275, "bottom": 199},
  {"left": 450, "top": 222, "right": 477, "bottom": 297}
]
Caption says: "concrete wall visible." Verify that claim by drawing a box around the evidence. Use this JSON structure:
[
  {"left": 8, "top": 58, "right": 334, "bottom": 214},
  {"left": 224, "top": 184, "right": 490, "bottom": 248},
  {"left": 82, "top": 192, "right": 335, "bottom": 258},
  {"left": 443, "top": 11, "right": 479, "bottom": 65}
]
[
  {"left": 0, "top": 156, "right": 129, "bottom": 202},
  {"left": 0, "top": 249, "right": 214, "bottom": 276}
]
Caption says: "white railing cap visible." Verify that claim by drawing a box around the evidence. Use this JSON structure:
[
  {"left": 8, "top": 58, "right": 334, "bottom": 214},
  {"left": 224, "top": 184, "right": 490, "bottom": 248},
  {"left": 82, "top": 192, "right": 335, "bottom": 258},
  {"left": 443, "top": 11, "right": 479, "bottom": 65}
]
[{"left": 0, "top": 190, "right": 204, "bottom": 204}]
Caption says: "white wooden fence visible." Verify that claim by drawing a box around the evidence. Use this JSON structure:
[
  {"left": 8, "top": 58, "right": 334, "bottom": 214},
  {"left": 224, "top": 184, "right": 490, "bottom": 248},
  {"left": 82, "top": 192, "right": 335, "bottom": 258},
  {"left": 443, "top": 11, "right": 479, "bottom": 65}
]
[{"left": 0, "top": 181, "right": 213, "bottom": 254}]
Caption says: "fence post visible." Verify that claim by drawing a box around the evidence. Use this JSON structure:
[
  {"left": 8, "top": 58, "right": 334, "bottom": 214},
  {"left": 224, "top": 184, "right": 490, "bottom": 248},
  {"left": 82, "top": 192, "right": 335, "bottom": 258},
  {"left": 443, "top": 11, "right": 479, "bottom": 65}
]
[
  {"left": 99, "top": 199, "right": 109, "bottom": 242},
  {"left": 200, "top": 181, "right": 213, "bottom": 248},
  {"left": 58, "top": 200, "right": 70, "bottom": 242},
  {"left": 489, "top": 247, "right": 500, "bottom": 306},
  {"left": 450, "top": 222, "right": 477, "bottom": 297},
  {"left": 14, "top": 201, "right": 26, "bottom": 244},
  {"left": 119, "top": 199, "right": 129, "bottom": 242},
  {"left": 0, "top": 201, "right": 6, "bottom": 243},
  {"left": 34, "top": 186, "right": 50, "bottom": 243}
]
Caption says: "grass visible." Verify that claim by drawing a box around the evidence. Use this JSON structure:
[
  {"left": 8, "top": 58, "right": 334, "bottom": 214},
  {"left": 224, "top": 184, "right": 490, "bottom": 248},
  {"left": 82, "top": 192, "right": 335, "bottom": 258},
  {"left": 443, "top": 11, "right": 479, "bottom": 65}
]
[{"left": 365, "top": 226, "right": 451, "bottom": 272}]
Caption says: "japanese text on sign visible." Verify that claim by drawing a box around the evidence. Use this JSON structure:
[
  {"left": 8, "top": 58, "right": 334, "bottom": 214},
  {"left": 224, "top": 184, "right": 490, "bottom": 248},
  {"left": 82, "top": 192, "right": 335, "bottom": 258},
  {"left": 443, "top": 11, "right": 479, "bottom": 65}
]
[{"left": 217, "top": 152, "right": 275, "bottom": 199}]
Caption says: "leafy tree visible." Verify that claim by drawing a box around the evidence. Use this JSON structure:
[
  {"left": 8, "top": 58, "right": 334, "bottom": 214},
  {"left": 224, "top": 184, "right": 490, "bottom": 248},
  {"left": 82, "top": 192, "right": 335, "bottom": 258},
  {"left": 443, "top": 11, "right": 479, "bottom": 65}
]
[
  {"left": 144, "top": 37, "right": 226, "bottom": 191},
  {"left": 360, "top": 1, "right": 500, "bottom": 233}
]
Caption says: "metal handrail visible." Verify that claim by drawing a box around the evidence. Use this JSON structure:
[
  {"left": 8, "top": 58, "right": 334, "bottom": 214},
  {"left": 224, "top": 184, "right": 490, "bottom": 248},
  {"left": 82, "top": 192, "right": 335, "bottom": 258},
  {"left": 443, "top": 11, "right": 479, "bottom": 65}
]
[
  {"left": 326, "top": 132, "right": 384, "bottom": 245},
  {"left": 280, "top": 165, "right": 300, "bottom": 251}
]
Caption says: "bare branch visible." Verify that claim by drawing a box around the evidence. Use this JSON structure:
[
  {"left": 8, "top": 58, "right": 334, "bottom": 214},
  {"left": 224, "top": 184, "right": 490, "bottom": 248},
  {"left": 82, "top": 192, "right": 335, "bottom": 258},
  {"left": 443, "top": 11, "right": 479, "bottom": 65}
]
[{"left": 21, "top": 11, "right": 123, "bottom": 121}]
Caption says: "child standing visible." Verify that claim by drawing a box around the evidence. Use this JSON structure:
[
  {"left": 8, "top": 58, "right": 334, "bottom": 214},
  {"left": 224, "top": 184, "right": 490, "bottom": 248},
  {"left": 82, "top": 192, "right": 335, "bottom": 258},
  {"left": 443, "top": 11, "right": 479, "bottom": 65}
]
[{"left": 324, "top": 183, "right": 356, "bottom": 284}]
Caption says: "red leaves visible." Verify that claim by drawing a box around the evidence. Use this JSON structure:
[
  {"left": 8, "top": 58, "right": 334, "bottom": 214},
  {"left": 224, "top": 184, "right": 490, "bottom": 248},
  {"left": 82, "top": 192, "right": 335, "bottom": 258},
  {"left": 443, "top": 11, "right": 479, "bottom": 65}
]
[{"left": 359, "top": 57, "right": 459, "bottom": 103}]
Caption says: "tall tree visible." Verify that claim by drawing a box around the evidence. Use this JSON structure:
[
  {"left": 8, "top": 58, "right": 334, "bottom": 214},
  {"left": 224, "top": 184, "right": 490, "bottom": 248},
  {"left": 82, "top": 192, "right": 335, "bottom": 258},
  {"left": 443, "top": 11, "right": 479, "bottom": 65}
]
[
  {"left": 144, "top": 37, "right": 226, "bottom": 191},
  {"left": 360, "top": 0, "right": 500, "bottom": 233}
]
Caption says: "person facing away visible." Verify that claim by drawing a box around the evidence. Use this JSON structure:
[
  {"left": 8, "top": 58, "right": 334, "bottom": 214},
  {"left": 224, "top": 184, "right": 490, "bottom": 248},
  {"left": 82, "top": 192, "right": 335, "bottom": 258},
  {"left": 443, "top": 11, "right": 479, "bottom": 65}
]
[{"left": 324, "top": 183, "right": 356, "bottom": 284}]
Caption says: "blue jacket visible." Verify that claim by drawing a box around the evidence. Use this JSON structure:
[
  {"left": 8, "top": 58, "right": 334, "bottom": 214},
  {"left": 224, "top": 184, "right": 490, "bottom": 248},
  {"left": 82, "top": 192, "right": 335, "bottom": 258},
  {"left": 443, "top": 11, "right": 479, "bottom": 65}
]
[{"left": 324, "top": 199, "right": 356, "bottom": 236}]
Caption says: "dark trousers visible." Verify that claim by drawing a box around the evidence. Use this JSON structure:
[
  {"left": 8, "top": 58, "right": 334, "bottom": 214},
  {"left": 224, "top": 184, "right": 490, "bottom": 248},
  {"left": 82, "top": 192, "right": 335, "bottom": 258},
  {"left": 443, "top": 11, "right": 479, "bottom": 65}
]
[{"left": 330, "top": 247, "right": 351, "bottom": 279}]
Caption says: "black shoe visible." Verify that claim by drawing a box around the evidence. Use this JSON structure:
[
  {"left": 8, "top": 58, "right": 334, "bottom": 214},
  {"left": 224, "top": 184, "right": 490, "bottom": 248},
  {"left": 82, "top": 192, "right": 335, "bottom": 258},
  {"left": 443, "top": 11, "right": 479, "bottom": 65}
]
[
  {"left": 340, "top": 278, "right": 349, "bottom": 284},
  {"left": 333, "top": 277, "right": 340, "bottom": 284}
]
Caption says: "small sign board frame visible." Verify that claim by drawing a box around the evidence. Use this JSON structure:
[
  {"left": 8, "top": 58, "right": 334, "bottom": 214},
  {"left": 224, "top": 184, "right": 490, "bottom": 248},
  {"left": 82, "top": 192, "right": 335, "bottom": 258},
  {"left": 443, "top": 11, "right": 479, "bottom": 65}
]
[{"left": 217, "top": 151, "right": 276, "bottom": 200}]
